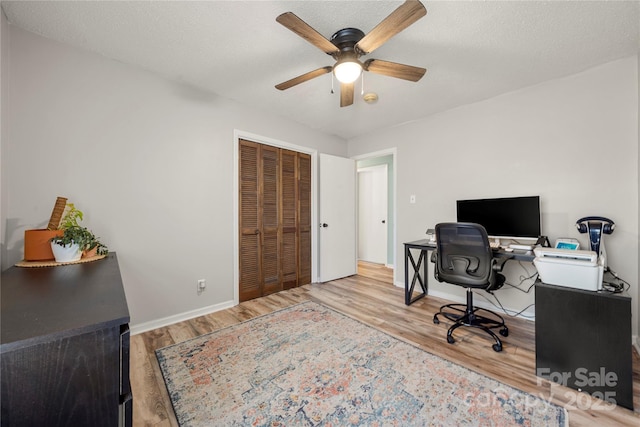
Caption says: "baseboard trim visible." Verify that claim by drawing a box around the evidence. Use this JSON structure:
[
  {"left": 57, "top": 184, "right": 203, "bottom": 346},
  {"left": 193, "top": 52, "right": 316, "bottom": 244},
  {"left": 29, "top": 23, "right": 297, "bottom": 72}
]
[
  {"left": 130, "top": 299, "right": 236, "bottom": 335},
  {"left": 394, "top": 280, "right": 535, "bottom": 320}
]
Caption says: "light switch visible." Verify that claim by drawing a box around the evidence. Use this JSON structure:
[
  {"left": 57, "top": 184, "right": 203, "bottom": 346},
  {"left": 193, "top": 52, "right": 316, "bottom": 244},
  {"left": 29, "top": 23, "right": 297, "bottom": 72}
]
[{"left": 410, "top": 195, "right": 416, "bottom": 204}]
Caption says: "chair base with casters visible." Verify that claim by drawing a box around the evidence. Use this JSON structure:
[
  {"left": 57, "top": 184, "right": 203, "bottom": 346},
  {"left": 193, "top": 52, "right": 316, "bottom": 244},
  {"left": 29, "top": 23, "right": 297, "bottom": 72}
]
[{"left": 433, "top": 288, "right": 508, "bottom": 352}]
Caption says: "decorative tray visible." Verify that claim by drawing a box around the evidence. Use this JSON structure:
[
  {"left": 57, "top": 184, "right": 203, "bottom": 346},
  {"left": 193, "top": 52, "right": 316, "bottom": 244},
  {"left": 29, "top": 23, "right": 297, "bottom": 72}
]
[{"left": 15, "top": 254, "right": 106, "bottom": 268}]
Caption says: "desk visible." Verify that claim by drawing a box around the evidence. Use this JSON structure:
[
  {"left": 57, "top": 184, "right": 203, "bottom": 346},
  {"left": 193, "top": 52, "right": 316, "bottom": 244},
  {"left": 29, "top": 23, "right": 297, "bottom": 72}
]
[{"left": 403, "top": 239, "right": 535, "bottom": 305}]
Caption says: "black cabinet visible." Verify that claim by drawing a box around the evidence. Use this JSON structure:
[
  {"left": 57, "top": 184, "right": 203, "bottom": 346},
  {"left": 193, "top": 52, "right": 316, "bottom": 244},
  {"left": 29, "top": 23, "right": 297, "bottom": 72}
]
[
  {"left": 535, "top": 280, "right": 633, "bottom": 410},
  {"left": 1, "top": 253, "right": 132, "bottom": 426}
]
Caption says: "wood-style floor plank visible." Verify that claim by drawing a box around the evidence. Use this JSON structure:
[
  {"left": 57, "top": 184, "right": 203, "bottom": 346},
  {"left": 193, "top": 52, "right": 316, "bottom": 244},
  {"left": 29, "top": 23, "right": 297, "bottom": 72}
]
[{"left": 131, "top": 262, "right": 640, "bottom": 427}]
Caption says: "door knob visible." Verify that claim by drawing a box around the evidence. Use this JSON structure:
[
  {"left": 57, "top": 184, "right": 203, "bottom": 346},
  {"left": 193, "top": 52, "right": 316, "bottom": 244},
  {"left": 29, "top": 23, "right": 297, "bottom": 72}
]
[{"left": 321, "top": 223, "right": 328, "bottom": 228}]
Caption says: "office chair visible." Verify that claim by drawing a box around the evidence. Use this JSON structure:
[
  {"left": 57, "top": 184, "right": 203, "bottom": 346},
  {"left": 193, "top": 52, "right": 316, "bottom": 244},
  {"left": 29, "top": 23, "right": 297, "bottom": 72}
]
[{"left": 432, "top": 222, "right": 511, "bottom": 352}]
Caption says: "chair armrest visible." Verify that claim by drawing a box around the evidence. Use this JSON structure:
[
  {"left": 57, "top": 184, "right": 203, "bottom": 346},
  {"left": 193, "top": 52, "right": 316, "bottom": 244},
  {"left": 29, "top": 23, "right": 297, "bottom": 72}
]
[{"left": 493, "top": 255, "right": 513, "bottom": 272}]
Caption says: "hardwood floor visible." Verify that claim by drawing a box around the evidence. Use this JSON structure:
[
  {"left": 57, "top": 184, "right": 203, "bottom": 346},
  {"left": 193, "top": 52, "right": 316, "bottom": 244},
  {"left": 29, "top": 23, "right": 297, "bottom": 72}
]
[{"left": 131, "top": 262, "right": 640, "bottom": 426}]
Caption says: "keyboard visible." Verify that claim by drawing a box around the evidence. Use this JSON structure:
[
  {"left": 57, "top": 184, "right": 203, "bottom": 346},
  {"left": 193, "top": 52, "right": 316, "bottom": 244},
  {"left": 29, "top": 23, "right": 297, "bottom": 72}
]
[{"left": 509, "top": 244, "right": 535, "bottom": 251}]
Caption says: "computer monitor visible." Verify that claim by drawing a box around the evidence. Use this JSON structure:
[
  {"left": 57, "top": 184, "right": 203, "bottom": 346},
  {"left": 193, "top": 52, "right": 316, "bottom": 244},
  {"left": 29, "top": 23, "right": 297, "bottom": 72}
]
[{"left": 456, "top": 196, "right": 541, "bottom": 240}]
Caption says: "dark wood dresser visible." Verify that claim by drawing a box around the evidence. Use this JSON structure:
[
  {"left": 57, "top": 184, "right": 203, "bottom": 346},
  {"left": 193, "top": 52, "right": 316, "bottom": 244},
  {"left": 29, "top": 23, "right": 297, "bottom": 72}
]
[{"left": 1, "top": 253, "right": 132, "bottom": 426}]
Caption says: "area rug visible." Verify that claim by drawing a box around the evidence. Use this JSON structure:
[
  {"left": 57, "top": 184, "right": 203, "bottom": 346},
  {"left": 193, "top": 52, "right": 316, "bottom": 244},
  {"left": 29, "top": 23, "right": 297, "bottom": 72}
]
[{"left": 156, "top": 302, "right": 566, "bottom": 426}]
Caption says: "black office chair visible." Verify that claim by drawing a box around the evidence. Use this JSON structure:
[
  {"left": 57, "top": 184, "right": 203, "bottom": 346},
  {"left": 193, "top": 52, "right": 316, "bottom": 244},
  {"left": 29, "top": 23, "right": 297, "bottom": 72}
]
[{"left": 432, "top": 222, "right": 511, "bottom": 352}]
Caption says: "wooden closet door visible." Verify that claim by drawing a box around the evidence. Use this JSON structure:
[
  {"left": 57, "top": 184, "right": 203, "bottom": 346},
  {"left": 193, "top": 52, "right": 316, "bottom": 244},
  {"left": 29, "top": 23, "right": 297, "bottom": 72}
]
[
  {"left": 260, "top": 145, "right": 281, "bottom": 295},
  {"left": 239, "top": 140, "right": 262, "bottom": 301},
  {"left": 239, "top": 140, "right": 311, "bottom": 302},
  {"left": 298, "top": 153, "right": 312, "bottom": 286},
  {"left": 281, "top": 150, "right": 297, "bottom": 290}
]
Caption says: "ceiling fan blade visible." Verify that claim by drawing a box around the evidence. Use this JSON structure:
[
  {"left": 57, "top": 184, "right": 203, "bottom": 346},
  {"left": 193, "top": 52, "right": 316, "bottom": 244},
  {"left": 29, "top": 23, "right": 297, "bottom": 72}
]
[
  {"left": 340, "top": 82, "right": 354, "bottom": 107},
  {"left": 356, "top": 0, "right": 427, "bottom": 55},
  {"left": 364, "top": 59, "right": 426, "bottom": 82},
  {"left": 275, "top": 66, "right": 333, "bottom": 90},
  {"left": 276, "top": 12, "right": 339, "bottom": 55}
]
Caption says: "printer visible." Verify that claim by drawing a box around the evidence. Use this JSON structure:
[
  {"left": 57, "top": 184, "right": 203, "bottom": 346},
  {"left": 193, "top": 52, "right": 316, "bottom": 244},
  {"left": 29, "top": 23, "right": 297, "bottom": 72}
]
[
  {"left": 533, "top": 247, "right": 603, "bottom": 291},
  {"left": 533, "top": 216, "right": 614, "bottom": 292}
]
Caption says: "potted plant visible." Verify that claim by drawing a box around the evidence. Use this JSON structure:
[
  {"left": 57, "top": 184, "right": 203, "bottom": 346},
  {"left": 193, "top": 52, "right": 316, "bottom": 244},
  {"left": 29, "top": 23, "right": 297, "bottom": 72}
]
[
  {"left": 77, "top": 227, "right": 109, "bottom": 258},
  {"left": 50, "top": 226, "right": 84, "bottom": 262},
  {"left": 50, "top": 225, "right": 109, "bottom": 262},
  {"left": 49, "top": 204, "right": 108, "bottom": 262}
]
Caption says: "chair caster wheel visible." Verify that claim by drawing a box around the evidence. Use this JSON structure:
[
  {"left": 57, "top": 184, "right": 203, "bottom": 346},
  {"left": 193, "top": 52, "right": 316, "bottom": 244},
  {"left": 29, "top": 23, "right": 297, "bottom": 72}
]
[
  {"left": 433, "top": 316, "right": 440, "bottom": 325},
  {"left": 499, "top": 328, "right": 509, "bottom": 337},
  {"left": 447, "top": 335, "right": 455, "bottom": 344},
  {"left": 492, "top": 343, "right": 502, "bottom": 352}
]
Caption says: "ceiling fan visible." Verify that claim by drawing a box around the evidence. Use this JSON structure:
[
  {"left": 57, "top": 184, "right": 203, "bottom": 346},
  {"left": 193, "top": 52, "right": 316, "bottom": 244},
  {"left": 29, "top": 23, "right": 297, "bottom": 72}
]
[{"left": 275, "top": 0, "right": 428, "bottom": 107}]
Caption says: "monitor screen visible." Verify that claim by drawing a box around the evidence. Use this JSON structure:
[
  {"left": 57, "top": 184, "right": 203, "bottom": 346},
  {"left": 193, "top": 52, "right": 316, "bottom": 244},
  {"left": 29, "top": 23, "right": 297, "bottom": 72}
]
[{"left": 456, "top": 196, "right": 541, "bottom": 239}]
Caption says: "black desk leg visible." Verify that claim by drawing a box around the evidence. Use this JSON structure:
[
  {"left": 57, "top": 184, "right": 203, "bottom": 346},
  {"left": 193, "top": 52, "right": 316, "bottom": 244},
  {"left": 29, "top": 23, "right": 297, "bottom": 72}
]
[{"left": 404, "top": 246, "right": 428, "bottom": 305}]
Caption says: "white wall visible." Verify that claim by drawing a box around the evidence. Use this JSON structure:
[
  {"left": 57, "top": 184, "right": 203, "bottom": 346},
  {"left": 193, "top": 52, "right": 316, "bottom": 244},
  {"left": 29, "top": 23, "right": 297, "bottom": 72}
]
[
  {"left": 1, "top": 26, "right": 347, "bottom": 328},
  {"left": 349, "top": 56, "right": 639, "bottom": 337}
]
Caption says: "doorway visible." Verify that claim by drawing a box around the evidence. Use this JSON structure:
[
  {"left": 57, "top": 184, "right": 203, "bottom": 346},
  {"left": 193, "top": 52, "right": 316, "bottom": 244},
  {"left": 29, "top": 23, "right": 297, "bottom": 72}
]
[
  {"left": 358, "top": 164, "right": 387, "bottom": 264},
  {"left": 355, "top": 151, "right": 395, "bottom": 283}
]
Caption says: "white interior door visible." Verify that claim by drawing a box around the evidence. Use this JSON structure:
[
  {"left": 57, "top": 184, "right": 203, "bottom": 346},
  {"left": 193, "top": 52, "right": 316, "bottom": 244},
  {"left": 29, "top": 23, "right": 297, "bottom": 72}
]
[
  {"left": 319, "top": 153, "right": 356, "bottom": 282},
  {"left": 358, "top": 165, "right": 388, "bottom": 264}
]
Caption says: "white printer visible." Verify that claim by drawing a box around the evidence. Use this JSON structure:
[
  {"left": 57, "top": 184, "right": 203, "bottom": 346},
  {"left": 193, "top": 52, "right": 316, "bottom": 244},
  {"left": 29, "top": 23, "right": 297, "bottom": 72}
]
[
  {"left": 534, "top": 216, "right": 615, "bottom": 292},
  {"left": 533, "top": 247, "right": 603, "bottom": 291}
]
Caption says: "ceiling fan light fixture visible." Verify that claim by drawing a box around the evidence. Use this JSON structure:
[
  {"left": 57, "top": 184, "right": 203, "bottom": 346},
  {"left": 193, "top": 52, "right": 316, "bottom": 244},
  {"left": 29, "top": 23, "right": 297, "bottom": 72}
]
[{"left": 333, "top": 59, "right": 363, "bottom": 84}]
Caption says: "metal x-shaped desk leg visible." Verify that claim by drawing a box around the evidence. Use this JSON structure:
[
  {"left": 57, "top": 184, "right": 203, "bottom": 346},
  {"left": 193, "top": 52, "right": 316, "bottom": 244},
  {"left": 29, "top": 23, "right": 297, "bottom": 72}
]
[{"left": 405, "top": 246, "right": 428, "bottom": 305}]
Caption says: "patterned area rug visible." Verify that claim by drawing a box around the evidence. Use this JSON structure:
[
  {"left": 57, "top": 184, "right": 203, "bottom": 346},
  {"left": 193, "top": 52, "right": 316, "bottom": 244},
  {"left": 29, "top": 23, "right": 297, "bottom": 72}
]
[{"left": 156, "top": 302, "right": 566, "bottom": 426}]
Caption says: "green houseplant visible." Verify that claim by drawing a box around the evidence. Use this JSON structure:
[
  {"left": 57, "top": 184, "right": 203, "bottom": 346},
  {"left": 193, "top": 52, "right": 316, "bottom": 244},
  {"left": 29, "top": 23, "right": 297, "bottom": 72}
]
[
  {"left": 50, "top": 226, "right": 83, "bottom": 262},
  {"left": 50, "top": 203, "right": 108, "bottom": 262},
  {"left": 58, "top": 203, "right": 83, "bottom": 229}
]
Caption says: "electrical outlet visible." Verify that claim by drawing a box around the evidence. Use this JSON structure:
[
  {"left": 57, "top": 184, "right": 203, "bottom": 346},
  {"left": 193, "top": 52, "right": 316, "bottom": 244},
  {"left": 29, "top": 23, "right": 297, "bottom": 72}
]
[{"left": 197, "top": 279, "right": 206, "bottom": 295}]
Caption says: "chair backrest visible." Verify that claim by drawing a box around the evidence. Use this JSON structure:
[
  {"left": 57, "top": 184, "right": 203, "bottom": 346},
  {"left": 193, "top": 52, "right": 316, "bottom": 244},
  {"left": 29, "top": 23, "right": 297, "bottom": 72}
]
[{"left": 434, "top": 222, "right": 494, "bottom": 288}]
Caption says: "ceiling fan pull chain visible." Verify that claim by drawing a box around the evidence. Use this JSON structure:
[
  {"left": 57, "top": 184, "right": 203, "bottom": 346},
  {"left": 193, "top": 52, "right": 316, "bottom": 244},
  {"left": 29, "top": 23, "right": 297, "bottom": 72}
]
[
  {"left": 361, "top": 73, "right": 364, "bottom": 95},
  {"left": 331, "top": 73, "right": 335, "bottom": 94}
]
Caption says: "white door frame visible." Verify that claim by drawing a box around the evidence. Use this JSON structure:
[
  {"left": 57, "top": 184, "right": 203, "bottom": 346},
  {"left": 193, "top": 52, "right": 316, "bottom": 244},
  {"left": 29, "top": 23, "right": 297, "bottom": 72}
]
[
  {"left": 233, "top": 130, "right": 319, "bottom": 305},
  {"left": 352, "top": 148, "right": 397, "bottom": 283}
]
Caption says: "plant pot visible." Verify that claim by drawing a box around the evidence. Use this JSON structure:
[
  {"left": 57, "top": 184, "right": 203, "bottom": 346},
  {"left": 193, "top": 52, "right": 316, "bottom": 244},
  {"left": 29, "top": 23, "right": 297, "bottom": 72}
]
[
  {"left": 24, "top": 229, "right": 64, "bottom": 261},
  {"left": 82, "top": 247, "right": 98, "bottom": 258},
  {"left": 50, "top": 242, "right": 82, "bottom": 263}
]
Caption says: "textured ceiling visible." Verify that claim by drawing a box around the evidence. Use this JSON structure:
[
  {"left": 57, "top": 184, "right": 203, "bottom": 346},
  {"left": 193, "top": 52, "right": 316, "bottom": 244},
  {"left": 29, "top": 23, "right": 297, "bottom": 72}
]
[{"left": 2, "top": 1, "right": 639, "bottom": 140}]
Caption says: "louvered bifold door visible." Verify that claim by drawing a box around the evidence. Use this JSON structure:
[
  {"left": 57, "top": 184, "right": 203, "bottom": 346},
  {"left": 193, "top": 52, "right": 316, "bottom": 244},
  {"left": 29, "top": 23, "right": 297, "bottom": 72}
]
[
  {"left": 239, "top": 140, "right": 311, "bottom": 302},
  {"left": 261, "top": 145, "right": 282, "bottom": 295},
  {"left": 298, "top": 153, "right": 312, "bottom": 286},
  {"left": 239, "top": 140, "right": 263, "bottom": 301},
  {"left": 281, "top": 150, "right": 298, "bottom": 290}
]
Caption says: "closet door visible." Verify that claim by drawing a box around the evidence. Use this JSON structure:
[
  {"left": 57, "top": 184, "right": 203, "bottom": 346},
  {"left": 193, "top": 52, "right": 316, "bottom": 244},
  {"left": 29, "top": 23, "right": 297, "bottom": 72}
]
[
  {"left": 281, "top": 150, "right": 298, "bottom": 290},
  {"left": 239, "top": 140, "right": 262, "bottom": 301},
  {"left": 261, "top": 145, "right": 281, "bottom": 295},
  {"left": 298, "top": 153, "right": 312, "bottom": 286},
  {"left": 239, "top": 140, "right": 311, "bottom": 302}
]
